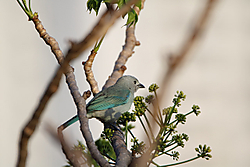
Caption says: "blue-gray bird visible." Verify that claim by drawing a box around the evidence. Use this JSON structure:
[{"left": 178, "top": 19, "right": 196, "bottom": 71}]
[{"left": 62, "top": 75, "right": 145, "bottom": 129}]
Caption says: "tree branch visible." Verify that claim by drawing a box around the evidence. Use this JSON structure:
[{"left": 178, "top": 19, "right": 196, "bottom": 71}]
[
  {"left": 158, "top": 0, "right": 218, "bottom": 101},
  {"left": 101, "top": 1, "right": 146, "bottom": 167},
  {"left": 102, "top": 0, "right": 145, "bottom": 89},
  {"left": 112, "top": 131, "right": 131, "bottom": 167},
  {"left": 83, "top": 50, "right": 100, "bottom": 96},
  {"left": 17, "top": 14, "right": 73, "bottom": 167}
]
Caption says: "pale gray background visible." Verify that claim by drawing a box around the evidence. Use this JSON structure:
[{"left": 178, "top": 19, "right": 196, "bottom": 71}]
[{"left": 1, "top": 0, "right": 250, "bottom": 166}]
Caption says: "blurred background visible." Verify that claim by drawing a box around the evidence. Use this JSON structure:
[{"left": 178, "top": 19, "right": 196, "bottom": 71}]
[{"left": 1, "top": 0, "right": 250, "bottom": 166}]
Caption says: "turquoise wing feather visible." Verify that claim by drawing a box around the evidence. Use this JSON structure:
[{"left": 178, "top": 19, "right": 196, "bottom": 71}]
[{"left": 86, "top": 87, "right": 131, "bottom": 112}]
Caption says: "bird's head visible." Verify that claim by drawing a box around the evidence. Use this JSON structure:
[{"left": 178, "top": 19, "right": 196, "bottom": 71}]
[{"left": 116, "top": 75, "right": 145, "bottom": 92}]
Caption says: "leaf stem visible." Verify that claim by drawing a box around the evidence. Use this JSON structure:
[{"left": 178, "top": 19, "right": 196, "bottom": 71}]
[
  {"left": 146, "top": 107, "right": 161, "bottom": 126},
  {"left": 17, "top": 0, "right": 26, "bottom": 13},
  {"left": 128, "top": 128, "right": 140, "bottom": 146},
  {"left": 125, "top": 120, "right": 128, "bottom": 146},
  {"left": 28, "top": 0, "right": 32, "bottom": 12},
  {"left": 143, "top": 113, "right": 155, "bottom": 141},
  {"left": 166, "top": 103, "right": 177, "bottom": 125},
  {"left": 169, "top": 110, "right": 193, "bottom": 125},
  {"left": 151, "top": 160, "right": 160, "bottom": 167},
  {"left": 160, "top": 156, "right": 200, "bottom": 167},
  {"left": 94, "top": 33, "right": 106, "bottom": 52},
  {"left": 164, "top": 144, "right": 178, "bottom": 153},
  {"left": 103, "top": 153, "right": 116, "bottom": 162},
  {"left": 138, "top": 116, "right": 151, "bottom": 143},
  {"left": 154, "top": 90, "right": 163, "bottom": 124},
  {"left": 22, "top": 0, "right": 29, "bottom": 11}
]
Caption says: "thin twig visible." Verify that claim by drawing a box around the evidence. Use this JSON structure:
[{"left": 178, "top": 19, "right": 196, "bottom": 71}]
[
  {"left": 83, "top": 50, "right": 100, "bottom": 95},
  {"left": 32, "top": 15, "right": 65, "bottom": 65}
]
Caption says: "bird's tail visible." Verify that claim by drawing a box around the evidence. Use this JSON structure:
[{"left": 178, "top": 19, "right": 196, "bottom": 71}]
[{"left": 61, "top": 115, "right": 79, "bottom": 130}]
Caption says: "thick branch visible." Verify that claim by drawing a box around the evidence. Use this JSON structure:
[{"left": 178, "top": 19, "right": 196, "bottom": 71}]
[
  {"left": 112, "top": 131, "right": 131, "bottom": 167},
  {"left": 17, "top": 66, "right": 63, "bottom": 167}
]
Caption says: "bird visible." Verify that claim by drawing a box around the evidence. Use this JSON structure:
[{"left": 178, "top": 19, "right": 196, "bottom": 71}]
[{"left": 61, "top": 75, "right": 145, "bottom": 129}]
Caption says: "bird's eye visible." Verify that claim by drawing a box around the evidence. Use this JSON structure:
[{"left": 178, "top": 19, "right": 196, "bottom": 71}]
[{"left": 134, "top": 81, "right": 137, "bottom": 84}]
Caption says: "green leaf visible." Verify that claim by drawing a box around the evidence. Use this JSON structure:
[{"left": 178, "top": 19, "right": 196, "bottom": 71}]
[
  {"left": 87, "top": 0, "right": 95, "bottom": 12},
  {"left": 95, "top": 138, "right": 116, "bottom": 160},
  {"left": 87, "top": 0, "right": 103, "bottom": 15},
  {"left": 118, "top": 0, "right": 125, "bottom": 8},
  {"left": 135, "top": 0, "right": 142, "bottom": 10}
]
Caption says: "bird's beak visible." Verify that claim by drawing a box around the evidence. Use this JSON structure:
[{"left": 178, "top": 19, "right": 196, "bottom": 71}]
[{"left": 138, "top": 83, "right": 145, "bottom": 88}]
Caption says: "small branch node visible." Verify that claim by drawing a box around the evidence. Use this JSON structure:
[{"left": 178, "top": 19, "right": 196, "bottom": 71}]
[
  {"left": 82, "top": 90, "right": 92, "bottom": 100},
  {"left": 135, "top": 40, "right": 141, "bottom": 46}
]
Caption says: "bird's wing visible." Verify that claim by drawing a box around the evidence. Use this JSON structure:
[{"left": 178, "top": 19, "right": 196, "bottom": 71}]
[{"left": 86, "top": 87, "right": 131, "bottom": 112}]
